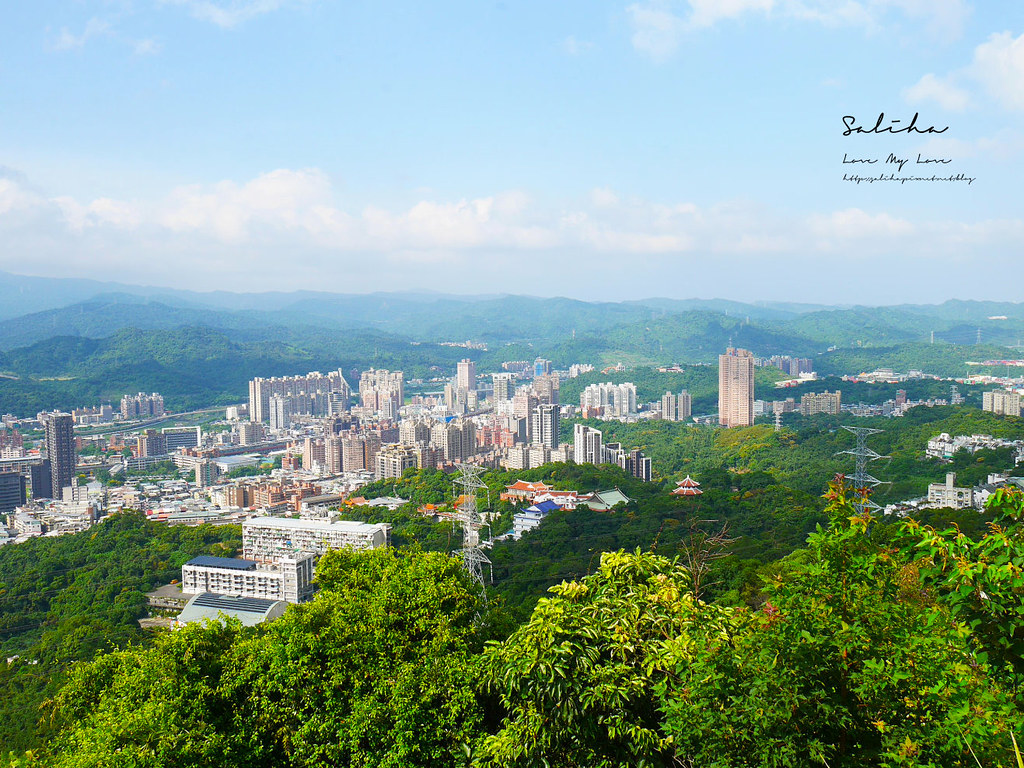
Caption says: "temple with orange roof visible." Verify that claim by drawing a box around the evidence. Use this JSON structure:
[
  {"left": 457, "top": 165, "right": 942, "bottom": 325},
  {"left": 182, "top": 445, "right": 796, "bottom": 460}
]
[{"left": 500, "top": 480, "right": 553, "bottom": 503}]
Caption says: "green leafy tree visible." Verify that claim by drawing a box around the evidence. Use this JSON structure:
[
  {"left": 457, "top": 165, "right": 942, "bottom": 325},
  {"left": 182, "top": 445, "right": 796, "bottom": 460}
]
[
  {"left": 901, "top": 486, "right": 1024, "bottom": 689},
  {"left": 38, "top": 547, "right": 486, "bottom": 768},
  {"left": 480, "top": 480, "right": 1023, "bottom": 767}
]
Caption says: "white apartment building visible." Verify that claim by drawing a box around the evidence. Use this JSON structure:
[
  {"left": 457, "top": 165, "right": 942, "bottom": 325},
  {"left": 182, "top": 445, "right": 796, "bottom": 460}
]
[
  {"left": 242, "top": 516, "right": 390, "bottom": 563},
  {"left": 574, "top": 424, "right": 604, "bottom": 464},
  {"left": 927, "top": 473, "right": 974, "bottom": 509},
  {"left": 580, "top": 382, "right": 637, "bottom": 419},
  {"left": 181, "top": 553, "right": 315, "bottom": 603}
]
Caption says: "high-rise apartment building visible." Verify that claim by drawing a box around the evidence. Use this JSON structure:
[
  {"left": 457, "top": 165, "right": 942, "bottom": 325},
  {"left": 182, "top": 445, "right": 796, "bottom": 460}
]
[
  {"left": 534, "top": 358, "right": 552, "bottom": 378},
  {"left": 120, "top": 392, "right": 165, "bottom": 421},
  {"left": 341, "top": 432, "right": 381, "bottom": 472},
  {"left": 661, "top": 390, "right": 692, "bottom": 422},
  {"left": 573, "top": 424, "right": 604, "bottom": 465},
  {"left": 429, "top": 419, "right": 476, "bottom": 462},
  {"left": 533, "top": 374, "right": 560, "bottom": 406},
  {"left": 580, "top": 382, "right": 637, "bottom": 419},
  {"left": 237, "top": 421, "right": 262, "bottom": 446},
  {"left": 399, "top": 418, "right": 433, "bottom": 446},
  {"left": 248, "top": 370, "right": 351, "bottom": 424},
  {"left": 456, "top": 359, "right": 476, "bottom": 392},
  {"left": 268, "top": 396, "right": 291, "bottom": 431},
  {"left": 983, "top": 390, "right": 1021, "bottom": 418},
  {"left": 532, "top": 404, "right": 560, "bottom": 449},
  {"left": 375, "top": 444, "right": 419, "bottom": 479},
  {"left": 42, "top": 411, "right": 75, "bottom": 498},
  {"left": 492, "top": 373, "right": 514, "bottom": 402},
  {"left": 718, "top": 348, "right": 755, "bottom": 428},
  {"left": 0, "top": 471, "right": 27, "bottom": 514},
  {"left": 302, "top": 437, "right": 326, "bottom": 470},
  {"left": 137, "top": 430, "right": 168, "bottom": 457},
  {"left": 620, "top": 448, "right": 652, "bottom": 482},
  {"left": 358, "top": 369, "right": 404, "bottom": 419}
]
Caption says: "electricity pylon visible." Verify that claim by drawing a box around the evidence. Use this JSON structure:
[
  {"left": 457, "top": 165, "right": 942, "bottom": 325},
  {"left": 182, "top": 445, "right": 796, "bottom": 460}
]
[
  {"left": 452, "top": 463, "right": 492, "bottom": 592},
  {"left": 838, "top": 426, "right": 888, "bottom": 513}
]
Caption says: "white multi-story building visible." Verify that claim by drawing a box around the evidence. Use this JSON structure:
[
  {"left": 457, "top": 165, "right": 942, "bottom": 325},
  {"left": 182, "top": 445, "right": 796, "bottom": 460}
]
[
  {"left": 925, "top": 433, "right": 1022, "bottom": 461},
  {"left": 574, "top": 424, "right": 604, "bottom": 464},
  {"left": 359, "top": 369, "right": 404, "bottom": 419},
  {"left": 242, "top": 516, "right": 390, "bottom": 563},
  {"left": 181, "top": 553, "right": 315, "bottom": 603},
  {"left": 580, "top": 382, "right": 637, "bottom": 419},
  {"left": 531, "top": 404, "right": 560, "bottom": 449},
  {"left": 927, "top": 473, "right": 974, "bottom": 509},
  {"left": 375, "top": 444, "right": 418, "bottom": 479},
  {"left": 268, "top": 396, "right": 291, "bottom": 431},
  {"left": 248, "top": 370, "right": 351, "bottom": 424}
]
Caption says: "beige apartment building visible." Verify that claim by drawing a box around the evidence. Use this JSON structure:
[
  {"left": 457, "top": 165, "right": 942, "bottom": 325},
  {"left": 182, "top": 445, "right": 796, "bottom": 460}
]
[{"left": 718, "top": 348, "right": 755, "bottom": 427}]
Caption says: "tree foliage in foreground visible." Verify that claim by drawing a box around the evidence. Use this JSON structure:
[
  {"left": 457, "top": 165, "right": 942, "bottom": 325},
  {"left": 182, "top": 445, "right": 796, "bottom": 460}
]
[
  {"left": 36, "top": 548, "right": 485, "bottom": 768},
  {"left": 12, "top": 485, "right": 1024, "bottom": 767},
  {"left": 479, "top": 482, "right": 1024, "bottom": 767}
]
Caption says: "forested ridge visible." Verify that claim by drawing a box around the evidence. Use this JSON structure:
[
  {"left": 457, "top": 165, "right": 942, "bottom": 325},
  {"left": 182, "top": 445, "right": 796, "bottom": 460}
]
[
  {"left": 3, "top": 484, "right": 1023, "bottom": 766},
  {"left": 1, "top": 292, "right": 1020, "bottom": 416},
  {"left": 0, "top": 515, "right": 241, "bottom": 752}
]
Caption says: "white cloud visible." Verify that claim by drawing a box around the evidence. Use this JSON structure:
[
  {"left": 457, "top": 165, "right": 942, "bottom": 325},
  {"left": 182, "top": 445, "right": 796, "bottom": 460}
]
[
  {"left": 0, "top": 179, "right": 41, "bottom": 216},
  {"left": 133, "top": 38, "right": 162, "bottom": 55},
  {"left": 808, "top": 208, "right": 915, "bottom": 242},
  {"left": 53, "top": 18, "right": 111, "bottom": 50},
  {"left": 590, "top": 187, "right": 620, "bottom": 207},
  {"left": 688, "top": 0, "right": 772, "bottom": 28},
  {"left": 161, "top": 168, "right": 332, "bottom": 241},
  {"left": 626, "top": 0, "right": 968, "bottom": 58},
  {"left": 1, "top": 167, "right": 1021, "bottom": 300},
  {"left": 915, "top": 130, "right": 1024, "bottom": 160},
  {"left": 903, "top": 73, "right": 970, "bottom": 111},
  {"left": 161, "top": 0, "right": 309, "bottom": 28},
  {"left": 971, "top": 31, "right": 1024, "bottom": 111},
  {"left": 562, "top": 36, "right": 594, "bottom": 55},
  {"left": 626, "top": 2, "right": 687, "bottom": 60},
  {"left": 903, "top": 31, "right": 1024, "bottom": 115},
  {"left": 54, "top": 197, "right": 141, "bottom": 231}
]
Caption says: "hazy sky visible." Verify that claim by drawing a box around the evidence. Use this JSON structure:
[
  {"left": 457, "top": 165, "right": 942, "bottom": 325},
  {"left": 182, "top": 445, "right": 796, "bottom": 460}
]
[{"left": 1, "top": 1, "right": 1023, "bottom": 303}]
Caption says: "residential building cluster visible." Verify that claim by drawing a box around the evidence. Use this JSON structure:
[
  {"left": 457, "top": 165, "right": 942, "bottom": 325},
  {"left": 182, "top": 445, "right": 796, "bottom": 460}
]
[
  {"left": 121, "top": 392, "right": 165, "bottom": 420},
  {"left": 248, "top": 369, "right": 351, "bottom": 426},
  {"left": 756, "top": 355, "right": 814, "bottom": 376},
  {"left": 983, "top": 389, "right": 1022, "bottom": 417},
  {"left": 925, "top": 433, "right": 1024, "bottom": 461}
]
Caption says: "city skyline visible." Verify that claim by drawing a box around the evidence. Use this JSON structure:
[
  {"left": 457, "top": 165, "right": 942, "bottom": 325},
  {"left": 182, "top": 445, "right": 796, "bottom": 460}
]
[{"left": 2, "top": 2, "right": 1023, "bottom": 303}]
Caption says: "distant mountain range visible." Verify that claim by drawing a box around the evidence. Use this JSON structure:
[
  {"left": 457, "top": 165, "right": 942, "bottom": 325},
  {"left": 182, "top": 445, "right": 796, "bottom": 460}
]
[{"left": 0, "top": 269, "right": 1022, "bottom": 416}]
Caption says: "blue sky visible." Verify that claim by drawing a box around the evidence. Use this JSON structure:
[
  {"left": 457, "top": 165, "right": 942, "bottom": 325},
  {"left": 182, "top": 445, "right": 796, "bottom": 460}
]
[{"left": 1, "top": 1, "right": 1022, "bottom": 303}]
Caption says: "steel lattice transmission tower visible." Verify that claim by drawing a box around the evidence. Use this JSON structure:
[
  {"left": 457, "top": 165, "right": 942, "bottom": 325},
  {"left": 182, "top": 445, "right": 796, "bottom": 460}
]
[
  {"left": 838, "top": 426, "right": 889, "bottom": 513},
  {"left": 452, "top": 463, "right": 492, "bottom": 592}
]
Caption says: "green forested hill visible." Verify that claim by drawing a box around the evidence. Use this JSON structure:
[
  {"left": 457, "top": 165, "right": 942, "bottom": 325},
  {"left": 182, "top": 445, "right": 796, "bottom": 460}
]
[
  {"left": 7, "top": 486, "right": 1024, "bottom": 767},
  {"left": 0, "top": 513, "right": 240, "bottom": 751},
  {"left": 0, "top": 326, "right": 473, "bottom": 415}
]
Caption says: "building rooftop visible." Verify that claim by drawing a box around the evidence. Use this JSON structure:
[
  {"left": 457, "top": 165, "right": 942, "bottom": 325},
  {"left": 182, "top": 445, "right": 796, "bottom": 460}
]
[
  {"left": 525, "top": 500, "right": 561, "bottom": 514},
  {"left": 177, "top": 592, "right": 286, "bottom": 627},
  {"left": 243, "top": 516, "right": 386, "bottom": 532},
  {"left": 185, "top": 555, "right": 258, "bottom": 571}
]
